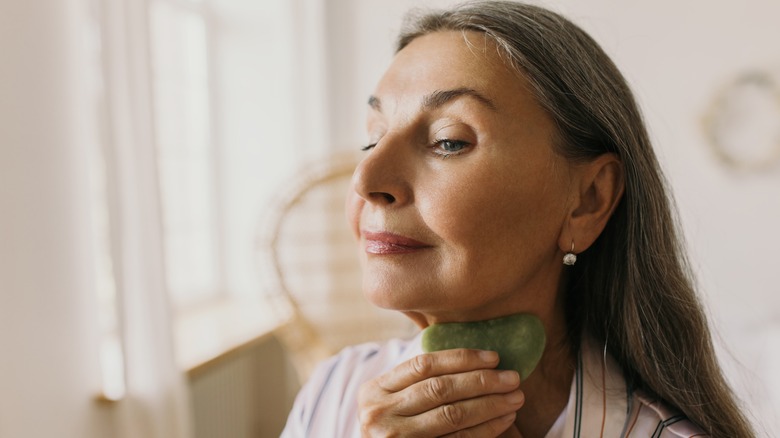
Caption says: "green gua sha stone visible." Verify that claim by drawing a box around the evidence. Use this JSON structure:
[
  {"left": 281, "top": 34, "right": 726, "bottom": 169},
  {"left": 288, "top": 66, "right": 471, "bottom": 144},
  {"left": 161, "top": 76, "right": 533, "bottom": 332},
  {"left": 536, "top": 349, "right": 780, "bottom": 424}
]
[{"left": 421, "top": 313, "right": 546, "bottom": 380}]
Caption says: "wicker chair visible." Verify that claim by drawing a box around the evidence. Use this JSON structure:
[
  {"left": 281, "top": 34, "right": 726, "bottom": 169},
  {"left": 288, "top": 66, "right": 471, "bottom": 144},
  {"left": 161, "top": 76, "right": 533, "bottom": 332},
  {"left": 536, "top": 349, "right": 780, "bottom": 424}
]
[{"left": 256, "top": 151, "right": 417, "bottom": 383}]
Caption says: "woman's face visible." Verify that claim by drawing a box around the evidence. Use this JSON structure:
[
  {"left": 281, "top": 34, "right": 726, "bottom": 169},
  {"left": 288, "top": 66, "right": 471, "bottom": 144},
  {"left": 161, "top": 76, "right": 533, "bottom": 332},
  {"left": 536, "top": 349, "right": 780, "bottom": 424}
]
[{"left": 347, "top": 31, "right": 576, "bottom": 326}]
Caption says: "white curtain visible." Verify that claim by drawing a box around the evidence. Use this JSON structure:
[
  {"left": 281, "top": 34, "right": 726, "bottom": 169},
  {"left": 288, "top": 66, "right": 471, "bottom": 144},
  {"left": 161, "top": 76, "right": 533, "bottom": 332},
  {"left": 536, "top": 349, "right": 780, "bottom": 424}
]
[{"left": 99, "top": 0, "right": 193, "bottom": 437}]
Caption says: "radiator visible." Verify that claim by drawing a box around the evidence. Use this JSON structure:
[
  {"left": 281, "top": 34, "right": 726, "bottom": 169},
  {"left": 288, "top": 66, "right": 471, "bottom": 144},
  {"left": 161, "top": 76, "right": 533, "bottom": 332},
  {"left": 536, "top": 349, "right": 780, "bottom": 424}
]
[{"left": 189, "top": 335, "right": 299, "bottom": 438}]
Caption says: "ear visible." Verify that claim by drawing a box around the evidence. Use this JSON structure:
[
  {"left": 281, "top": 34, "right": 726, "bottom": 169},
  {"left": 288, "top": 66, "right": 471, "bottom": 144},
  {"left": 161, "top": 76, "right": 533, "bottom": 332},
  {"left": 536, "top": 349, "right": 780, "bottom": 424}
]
[{"left": 559, "top": 153, "right": 624, "bottom": 254}]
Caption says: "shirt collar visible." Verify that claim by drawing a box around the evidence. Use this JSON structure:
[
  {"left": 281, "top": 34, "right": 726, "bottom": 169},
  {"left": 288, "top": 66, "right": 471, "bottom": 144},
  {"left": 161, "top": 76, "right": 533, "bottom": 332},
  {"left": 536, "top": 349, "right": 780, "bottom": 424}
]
[{"left": 558, "top": 336, "right": 631, "bottom": 438}]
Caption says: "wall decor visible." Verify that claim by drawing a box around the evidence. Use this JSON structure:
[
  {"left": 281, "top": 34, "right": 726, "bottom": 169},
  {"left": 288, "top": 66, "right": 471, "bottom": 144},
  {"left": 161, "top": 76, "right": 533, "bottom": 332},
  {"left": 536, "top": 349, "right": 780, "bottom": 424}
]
[{"left": 702, "top": 70, "right": 780, "bottom": 172}]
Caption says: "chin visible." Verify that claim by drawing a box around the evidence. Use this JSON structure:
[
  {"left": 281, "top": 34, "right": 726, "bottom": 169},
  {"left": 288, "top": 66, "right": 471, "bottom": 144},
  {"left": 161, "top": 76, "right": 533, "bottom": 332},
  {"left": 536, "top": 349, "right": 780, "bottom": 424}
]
[
  {"left": 362, "top": 282, "right": 426, "bottom": 313},
  {"left": 362, "top": 286, "right": 406, "bottom": 311},
  {"left": 364, "top": 293, "right": 434, "bottom": 329}
]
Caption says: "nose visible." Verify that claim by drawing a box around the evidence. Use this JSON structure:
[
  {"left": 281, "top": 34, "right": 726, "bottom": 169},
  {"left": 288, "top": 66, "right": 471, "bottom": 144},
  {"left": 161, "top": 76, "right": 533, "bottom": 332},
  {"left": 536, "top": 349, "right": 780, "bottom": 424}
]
[{"left": 351, "top": 137, "right": 412, "bottom": 207}]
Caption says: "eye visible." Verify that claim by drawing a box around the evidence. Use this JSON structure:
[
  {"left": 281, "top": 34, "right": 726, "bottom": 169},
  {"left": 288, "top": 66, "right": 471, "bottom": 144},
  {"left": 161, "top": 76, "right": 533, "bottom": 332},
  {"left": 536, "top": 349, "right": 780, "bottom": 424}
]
[
  {"left": 360, "top": 143, "right": 377, "bottom": 152},
  {"left": 432, "top": 139, "right": 470, "bottom": 158}
]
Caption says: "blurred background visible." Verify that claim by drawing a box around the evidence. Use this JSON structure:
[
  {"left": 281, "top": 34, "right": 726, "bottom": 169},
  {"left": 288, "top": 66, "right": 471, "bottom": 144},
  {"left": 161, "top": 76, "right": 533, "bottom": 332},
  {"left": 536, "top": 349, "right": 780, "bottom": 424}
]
[{"left": 1, "top": 0, "right": 778, "bottom": 437}]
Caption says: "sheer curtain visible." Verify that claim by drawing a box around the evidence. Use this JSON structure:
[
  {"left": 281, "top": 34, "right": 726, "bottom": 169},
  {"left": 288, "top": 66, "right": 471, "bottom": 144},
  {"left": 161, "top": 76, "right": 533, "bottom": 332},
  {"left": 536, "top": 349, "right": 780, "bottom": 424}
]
[
  {"left": 98, "top": 0, "right": 192, "bottom": 436},
  {"left": 96, "top": 0, "right": 319, "bottom": 435}
]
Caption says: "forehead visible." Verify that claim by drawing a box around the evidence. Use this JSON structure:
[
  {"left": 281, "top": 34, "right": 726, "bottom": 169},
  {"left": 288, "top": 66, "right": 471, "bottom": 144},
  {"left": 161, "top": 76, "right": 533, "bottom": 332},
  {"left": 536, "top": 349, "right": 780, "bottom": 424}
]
[{"left": 373, "top": 30, "right": 534, "bottom": 112}]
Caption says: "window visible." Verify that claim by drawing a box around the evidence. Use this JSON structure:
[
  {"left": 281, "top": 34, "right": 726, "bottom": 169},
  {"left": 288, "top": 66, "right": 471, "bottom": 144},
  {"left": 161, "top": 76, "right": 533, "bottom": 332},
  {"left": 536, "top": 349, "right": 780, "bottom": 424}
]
[
  {"left": 150, "top": 0, "right": 220, "bottom": 307},
  {"left": 148, "top": 0, "right": 302, "bottom": 309},
  {"left": 94, "top": 0, "right": 316, "bottom": 393}
]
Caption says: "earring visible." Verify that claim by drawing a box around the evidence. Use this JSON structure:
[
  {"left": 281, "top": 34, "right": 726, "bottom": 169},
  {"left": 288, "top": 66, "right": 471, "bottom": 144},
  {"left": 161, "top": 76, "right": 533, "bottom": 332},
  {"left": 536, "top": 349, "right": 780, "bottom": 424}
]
[{"left": 563, "top": 240, "right": 577, "bottom": 266}]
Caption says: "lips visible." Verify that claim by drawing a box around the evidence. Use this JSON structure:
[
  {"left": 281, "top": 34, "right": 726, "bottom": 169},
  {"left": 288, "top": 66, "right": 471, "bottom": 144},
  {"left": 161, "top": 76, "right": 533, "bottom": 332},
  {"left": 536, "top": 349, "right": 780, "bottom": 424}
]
[{"left": 362, "top": 231, "right": 432, "bottom": 255}]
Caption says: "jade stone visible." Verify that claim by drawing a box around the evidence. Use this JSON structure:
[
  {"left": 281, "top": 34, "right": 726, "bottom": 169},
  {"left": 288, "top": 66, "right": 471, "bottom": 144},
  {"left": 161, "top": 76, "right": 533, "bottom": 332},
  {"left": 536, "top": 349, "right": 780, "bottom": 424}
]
[{"left": 421, "top": 313, "right": 546, "bottom": 380}]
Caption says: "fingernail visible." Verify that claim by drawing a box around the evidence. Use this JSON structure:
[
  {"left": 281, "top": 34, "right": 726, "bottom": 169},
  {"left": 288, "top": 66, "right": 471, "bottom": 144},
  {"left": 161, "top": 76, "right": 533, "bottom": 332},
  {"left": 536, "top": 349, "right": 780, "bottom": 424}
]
[
  {"left": 499, "top": 412, "right": 516, "bottom": 423},
  {"left": 505, "top": 390, "right": 524, "bottom": 404},
  {"left": 499, "top": 370, "right": 519, "bottom": 385},
  {"left": 479, "top": 350, "right": 498, "bottom": 362}
]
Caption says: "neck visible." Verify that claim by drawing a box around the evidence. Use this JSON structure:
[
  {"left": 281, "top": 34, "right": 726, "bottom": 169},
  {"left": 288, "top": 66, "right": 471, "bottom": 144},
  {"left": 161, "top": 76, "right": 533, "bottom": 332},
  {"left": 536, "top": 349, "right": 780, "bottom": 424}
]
[{"left": 514, "top": 313, "right": 575, "bottom": 438}]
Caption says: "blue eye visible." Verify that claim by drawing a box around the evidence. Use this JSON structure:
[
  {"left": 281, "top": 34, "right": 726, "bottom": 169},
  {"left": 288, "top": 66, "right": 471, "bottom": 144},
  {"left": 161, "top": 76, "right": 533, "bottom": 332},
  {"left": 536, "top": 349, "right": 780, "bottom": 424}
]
[{"left": 432, "top": 139, "right": 470, "bottom": 158}]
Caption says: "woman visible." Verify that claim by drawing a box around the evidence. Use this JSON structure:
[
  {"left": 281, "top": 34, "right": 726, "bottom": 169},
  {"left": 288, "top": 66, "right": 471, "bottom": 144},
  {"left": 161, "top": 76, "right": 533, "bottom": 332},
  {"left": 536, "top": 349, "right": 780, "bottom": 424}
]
[{"left": 282, "top": 1, "right": 754, "bottom": 437}]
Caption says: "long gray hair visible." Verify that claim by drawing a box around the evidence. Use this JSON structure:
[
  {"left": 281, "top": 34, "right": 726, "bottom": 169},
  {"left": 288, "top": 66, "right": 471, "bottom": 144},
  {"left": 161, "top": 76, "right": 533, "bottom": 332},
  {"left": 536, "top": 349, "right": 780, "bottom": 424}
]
[{"left": 397, "top": 2, "right": 754, "bottom": 436}]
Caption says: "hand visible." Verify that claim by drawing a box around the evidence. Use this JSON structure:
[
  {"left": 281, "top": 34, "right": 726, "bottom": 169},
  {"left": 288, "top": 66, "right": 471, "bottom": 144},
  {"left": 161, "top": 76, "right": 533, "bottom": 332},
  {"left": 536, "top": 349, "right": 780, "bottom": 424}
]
[
  {"left": 358, "top": 349, "right": 524, "bottom": 437},
  {"left": 497, "top": 425, "right": 523, "bottom": 438}
]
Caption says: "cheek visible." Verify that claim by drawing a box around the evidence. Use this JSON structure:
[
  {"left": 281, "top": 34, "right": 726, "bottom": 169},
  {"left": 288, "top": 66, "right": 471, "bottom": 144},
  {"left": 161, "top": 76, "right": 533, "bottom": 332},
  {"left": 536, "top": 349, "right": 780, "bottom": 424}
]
[
  {"left": 424, "top": 168, "right": 563, "bottom": 255},
  {"left": 417, "top": 176, "right": 503, "bottom": 255}
]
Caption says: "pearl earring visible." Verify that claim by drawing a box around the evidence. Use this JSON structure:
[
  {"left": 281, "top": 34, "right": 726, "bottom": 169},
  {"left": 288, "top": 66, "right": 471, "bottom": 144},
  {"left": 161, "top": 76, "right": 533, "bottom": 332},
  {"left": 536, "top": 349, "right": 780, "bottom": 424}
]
[{"left": 563, "top": 240, "right": 577, "bottom": 266}]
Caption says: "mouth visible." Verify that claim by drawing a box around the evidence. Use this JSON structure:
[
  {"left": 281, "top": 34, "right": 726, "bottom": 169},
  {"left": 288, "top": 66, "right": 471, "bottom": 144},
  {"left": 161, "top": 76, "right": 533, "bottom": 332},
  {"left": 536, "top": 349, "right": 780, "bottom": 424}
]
[{"left": 362, "top": 231, "right": 433, "bottom": 255}]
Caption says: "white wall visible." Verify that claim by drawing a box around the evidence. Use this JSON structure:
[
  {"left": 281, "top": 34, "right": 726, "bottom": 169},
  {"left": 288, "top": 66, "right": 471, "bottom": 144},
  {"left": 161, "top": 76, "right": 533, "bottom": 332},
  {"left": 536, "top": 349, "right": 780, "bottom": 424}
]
[
  {"left": 0, "top": 2, "right": 117, "bottom": 437},
  {"left": 322, "top": 0, "right": 780, "bottom": 434}
]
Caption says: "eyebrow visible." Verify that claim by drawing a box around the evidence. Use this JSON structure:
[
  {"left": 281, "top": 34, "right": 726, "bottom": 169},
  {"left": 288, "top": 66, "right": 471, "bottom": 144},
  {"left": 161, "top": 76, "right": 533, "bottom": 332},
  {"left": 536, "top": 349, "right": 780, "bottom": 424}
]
[
  {"left": 367, "top": 87, "right": 497, "bottom": 113},
  {"left": 423, "top": 87, "right": 497, "bottom": 111}
]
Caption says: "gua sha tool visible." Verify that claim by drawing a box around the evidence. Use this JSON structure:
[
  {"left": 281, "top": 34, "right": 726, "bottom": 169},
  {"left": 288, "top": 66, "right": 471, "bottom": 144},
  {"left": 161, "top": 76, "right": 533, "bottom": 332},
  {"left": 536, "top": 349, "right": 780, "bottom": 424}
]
[{"left": 421, "top": 313, "right": 546, "bottom": 380}]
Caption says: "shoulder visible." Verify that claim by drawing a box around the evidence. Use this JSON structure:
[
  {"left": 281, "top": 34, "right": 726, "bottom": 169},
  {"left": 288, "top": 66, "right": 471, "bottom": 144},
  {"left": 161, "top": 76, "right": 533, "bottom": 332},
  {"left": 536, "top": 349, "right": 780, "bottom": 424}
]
[
  {"left": 281, "top": 335, "right": 421, "bottom": 437},
  {"left": 626, "top": 389, "right": 709, "bottom": 438}
]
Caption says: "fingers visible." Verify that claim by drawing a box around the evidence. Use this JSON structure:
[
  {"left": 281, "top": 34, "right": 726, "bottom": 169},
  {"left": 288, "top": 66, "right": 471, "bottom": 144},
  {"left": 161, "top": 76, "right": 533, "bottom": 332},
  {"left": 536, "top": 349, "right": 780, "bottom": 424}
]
[
  {"left": 376, "top": 349, "right": 500, "bottom": 393},
  {"left": 394, "top": 368, "right": 520, "bottom": 415},
  {"left": 358, "top": 349, "right": 525, "bottom": 437},
  {"left": 360, "top": 389, "right": 524, "bottom": 437},
  {"left": 415, "top": 390, "right": 525, "bottom": 436},
  {"left": 441, "top": 413, "right": 518, "bottom": 438}
]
